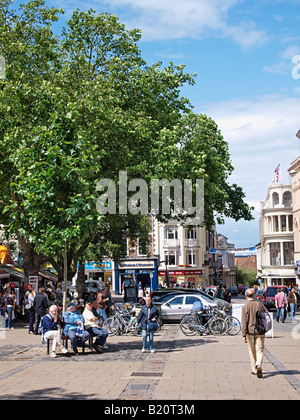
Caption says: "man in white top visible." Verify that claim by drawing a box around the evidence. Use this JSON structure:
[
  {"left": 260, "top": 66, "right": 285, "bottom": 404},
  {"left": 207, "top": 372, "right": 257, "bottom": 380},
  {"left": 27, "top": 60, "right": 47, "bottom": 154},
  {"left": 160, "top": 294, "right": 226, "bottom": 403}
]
[{"left": 82, "top": 297, "right": 108, "bottom": 353}]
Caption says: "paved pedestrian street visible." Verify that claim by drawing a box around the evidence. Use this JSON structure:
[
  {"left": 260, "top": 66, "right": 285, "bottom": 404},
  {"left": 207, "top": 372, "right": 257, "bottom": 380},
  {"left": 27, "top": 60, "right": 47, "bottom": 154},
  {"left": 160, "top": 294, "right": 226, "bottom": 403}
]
[{"left": 0, "top": 319, "right": 299, "bottom": 401}]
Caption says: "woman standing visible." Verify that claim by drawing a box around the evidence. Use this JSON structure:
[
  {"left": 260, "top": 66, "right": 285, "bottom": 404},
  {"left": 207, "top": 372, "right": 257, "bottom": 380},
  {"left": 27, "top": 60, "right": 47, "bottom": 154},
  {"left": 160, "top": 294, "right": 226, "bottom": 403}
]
[{"left": 136, "top": 296, "right": 160, "bottom": 353}]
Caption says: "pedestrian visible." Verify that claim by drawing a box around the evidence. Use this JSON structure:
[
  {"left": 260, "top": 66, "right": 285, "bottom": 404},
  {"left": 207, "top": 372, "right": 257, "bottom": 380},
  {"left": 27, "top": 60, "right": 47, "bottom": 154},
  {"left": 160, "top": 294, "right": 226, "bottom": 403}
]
[
  {"left": 82, "top": 297, "right": 108, "bottom": 353},
  {"left": 275, "top": 287, "right": 287, "bottom": 323},
  {"left": 33, "top": 287, "right": 49, "bottom": 334},
  {"left": 6, "top": 290, "right": 16, "bottom": 329},
  {"left": 216, "top": 285, "right": 223, "bottom": 299},
  {"left": 96, "top": 288, "right": 109, "bottom": 321},
  {"left": 136, "top": 296, "right": 160, "bottom": 353},
  {"left": 242, "top": 288, "right": 267, "bottom": 378},
  {"left": 0, "top": 290, "right": 6, "bottom": 319},
  {"left": 26, "top": 288, "right": 36, "bottom": 334},
  {"left": 62, "top": 302, "right": 89, "bottom": 355},
  {"left": 42, "top": 305, "right": 68, "bottom": 358},
  {"left": 288, "top": 286, "right": 298, "bottom": 322}
]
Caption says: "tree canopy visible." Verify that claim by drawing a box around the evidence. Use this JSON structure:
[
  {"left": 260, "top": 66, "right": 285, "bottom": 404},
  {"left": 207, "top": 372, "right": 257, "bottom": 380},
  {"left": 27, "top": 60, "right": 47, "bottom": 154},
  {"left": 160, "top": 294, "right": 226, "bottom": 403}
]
[{"left": 0, "top": 0, "right": 253, "bottom": 283}]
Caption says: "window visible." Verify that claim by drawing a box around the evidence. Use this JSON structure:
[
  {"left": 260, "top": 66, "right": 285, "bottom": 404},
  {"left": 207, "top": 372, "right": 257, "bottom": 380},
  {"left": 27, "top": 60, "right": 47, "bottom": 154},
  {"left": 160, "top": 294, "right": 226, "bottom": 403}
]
[
  {"left": 283, "top": 242, "right": 294, "bottom": 265},
  {"left": 186, "top": 228, "right": 197, "bottom": 239},
  {"left": 186, "top": 296, "right": 199, "bottom": 305},
  {"left": 272, "top": 192, "right": 279, "bottom": 207},
  {"left": 186, "top": 250, "right": 197, "bottom": 265},
  {"left": 165, "top": 251, "right": 178, "bottom": 266},
  {"left": 137, "top": 238, "right": 148, "bottom": 256},
  {"left": 165, "top": 226, "right": 178, "bottom": 240},
  {"left": 283, "top": 191, "right": 292, "bottom": 208},
  {"left": 273, "top": 216, "right": 279, "bottom": 232},
  {"left": 169, "top": 296, "right": 184, "bottom": 306},
  {"left": 288, "top": 215, "right": 293, "bottom": 232},
  {"left": 281, "top": 215, "right": 287, "bottom": 232},
  {"left": 270, "top": 242, "right": 281, "bottom": 266}
]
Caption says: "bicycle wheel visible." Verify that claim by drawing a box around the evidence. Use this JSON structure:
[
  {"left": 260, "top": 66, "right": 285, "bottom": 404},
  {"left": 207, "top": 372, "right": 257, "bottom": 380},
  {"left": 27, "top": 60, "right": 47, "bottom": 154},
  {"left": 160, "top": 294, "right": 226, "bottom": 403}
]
[
  {"left": 180, "top": 314, "right": 198, "bottom": 336},
  {"left": 131, "top": 322, "right": 142, "bottom": 336},
  {"left": 225, "top": 316, "right": 241, "bottom": 336},
  {"left": 103, "top": 316, "right": 120, "bottom": 336},
  {"left": 208, "top": 317, "right": 227, "bottom": 336}
]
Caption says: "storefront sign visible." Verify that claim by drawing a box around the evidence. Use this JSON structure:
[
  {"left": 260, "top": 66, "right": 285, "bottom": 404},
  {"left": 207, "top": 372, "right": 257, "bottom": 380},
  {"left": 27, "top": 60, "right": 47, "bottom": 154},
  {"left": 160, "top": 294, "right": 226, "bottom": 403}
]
[
  {"left": 85, "top": 262, "right": 112, "bottom": 270},
  {"left": 119, "top": 260, "right": 155, "bottom": 269}
]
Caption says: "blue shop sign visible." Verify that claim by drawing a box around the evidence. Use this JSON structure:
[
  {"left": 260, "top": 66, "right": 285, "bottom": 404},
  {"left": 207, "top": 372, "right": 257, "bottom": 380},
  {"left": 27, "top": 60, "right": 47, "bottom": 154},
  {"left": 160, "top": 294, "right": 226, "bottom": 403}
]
[{"left": 85, "top": 262, "right": 112, "bottom": 270}]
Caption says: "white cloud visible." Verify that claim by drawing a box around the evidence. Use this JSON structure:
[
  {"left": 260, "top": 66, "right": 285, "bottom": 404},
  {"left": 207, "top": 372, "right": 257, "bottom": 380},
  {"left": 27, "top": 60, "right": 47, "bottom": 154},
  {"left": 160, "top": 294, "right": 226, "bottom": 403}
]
[
  {"left": 91, "top": 0, "right": 269, "bottom": 47},
  {"left": 202, "top": 94, "right": 300, "bottom": 203}
]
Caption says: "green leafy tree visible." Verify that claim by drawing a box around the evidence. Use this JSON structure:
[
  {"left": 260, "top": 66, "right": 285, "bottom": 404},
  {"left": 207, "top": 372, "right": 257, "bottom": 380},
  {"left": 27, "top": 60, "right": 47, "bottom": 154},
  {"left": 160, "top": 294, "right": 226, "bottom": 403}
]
[{"left": 0, "top": 0, "right": 253, "bottom": 294}]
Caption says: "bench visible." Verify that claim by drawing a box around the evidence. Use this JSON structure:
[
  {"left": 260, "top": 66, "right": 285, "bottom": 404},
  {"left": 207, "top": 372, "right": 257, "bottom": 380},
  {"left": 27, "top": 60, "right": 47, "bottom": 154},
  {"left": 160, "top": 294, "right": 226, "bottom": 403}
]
[{"left": 46, "top": 333, "right": 97, "bottom": 355}]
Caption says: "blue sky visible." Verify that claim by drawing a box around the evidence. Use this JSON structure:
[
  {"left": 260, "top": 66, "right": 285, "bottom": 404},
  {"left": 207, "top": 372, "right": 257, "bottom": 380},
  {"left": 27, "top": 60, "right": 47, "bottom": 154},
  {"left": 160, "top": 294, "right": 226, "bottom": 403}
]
[{"left": 44, "top": 0, "right": 300, "bottom": 247}]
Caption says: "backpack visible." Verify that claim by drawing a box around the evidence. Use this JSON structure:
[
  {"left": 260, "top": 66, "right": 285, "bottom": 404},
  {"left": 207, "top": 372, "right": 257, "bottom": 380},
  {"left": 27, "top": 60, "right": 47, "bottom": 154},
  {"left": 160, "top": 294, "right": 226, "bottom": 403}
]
[{"left": 255, "top": 302, "right": 272, "bottom": 335}]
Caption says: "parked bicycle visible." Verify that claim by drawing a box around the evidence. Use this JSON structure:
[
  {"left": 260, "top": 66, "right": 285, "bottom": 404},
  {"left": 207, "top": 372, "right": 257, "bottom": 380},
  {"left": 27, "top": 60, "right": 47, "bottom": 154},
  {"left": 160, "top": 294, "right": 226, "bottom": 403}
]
[
  {"left": 103, "top": 306, "right": 141, "bottom": 336},
  {"left": 180, "top": 307, "right": 228, "bottom": 336},
  {"left": 213, "top": 308, "right": 241, "bottom": 336}
]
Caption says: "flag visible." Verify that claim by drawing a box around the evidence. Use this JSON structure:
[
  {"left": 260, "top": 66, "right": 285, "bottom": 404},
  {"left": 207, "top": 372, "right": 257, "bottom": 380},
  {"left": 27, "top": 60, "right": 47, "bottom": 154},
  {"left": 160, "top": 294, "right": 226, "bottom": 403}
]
[{"left": 274, "top": 164, "right": 280, "bottom": 182}]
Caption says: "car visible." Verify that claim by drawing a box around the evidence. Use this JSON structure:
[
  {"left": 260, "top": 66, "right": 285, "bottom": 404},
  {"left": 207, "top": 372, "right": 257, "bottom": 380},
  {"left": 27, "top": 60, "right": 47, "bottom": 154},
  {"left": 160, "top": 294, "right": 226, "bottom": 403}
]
[
  {"left": 157, "top": 293, "right": 218, "bottom": 321},
  {"left": 151, "top": 287, "right": 200, "bottom": 302},
  {"left": 263, "top": 285, "right": 288, "bottom": 310},
  {"left": 151, "top": 288, "right": 231, "bottom": 313}
]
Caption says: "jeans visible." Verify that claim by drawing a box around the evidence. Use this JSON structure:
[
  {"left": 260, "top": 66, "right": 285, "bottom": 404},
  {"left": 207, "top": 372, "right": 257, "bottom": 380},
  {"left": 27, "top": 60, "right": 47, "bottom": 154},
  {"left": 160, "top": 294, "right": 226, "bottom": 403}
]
[
  {"left": 98, "top": 308, "right": 108, "bottom": 321},
  {"left": 6, "top": 307, "right": 13, "bottom": 329},
  {"left": 87, "top": 326, "right": 108, "bottom": 346},
  {"left": 289, "top": 303, "right": 296, "bottom": 320},
  {"left": 67, "top": 329, "right": 90, "bottom": 353},
  {"left": 142, "top": 329, "right": 155, "bottom": 351},
  {"left": 276, "top": 307, "right": 285, "bottom": 322}
]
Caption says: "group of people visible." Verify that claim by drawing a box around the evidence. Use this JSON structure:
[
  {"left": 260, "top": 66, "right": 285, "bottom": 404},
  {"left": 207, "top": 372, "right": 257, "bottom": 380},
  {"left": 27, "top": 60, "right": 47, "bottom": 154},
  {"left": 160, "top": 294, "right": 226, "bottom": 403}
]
[
  {"left": 43, "top": 296, "right": 109, "bottom": 358},
  {"left": 275, "top": 286, "right": 299, "bottom": 323},
  {"left": 43, "top": 294, "right": 159, "bottom": 358}
]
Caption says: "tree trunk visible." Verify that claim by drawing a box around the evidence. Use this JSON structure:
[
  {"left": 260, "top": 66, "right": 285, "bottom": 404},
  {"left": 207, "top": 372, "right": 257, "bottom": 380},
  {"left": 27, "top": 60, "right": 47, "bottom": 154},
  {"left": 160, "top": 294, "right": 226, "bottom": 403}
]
[{"left": 77, "top": 260, "right": 86, "bottom": 298}]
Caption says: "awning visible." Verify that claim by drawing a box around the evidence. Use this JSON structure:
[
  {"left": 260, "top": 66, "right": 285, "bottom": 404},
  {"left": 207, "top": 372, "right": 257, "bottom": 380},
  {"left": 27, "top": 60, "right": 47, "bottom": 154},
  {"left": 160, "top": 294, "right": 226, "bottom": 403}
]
[{"left": 0, "top": 246, "right": 13, "bottom": 264}]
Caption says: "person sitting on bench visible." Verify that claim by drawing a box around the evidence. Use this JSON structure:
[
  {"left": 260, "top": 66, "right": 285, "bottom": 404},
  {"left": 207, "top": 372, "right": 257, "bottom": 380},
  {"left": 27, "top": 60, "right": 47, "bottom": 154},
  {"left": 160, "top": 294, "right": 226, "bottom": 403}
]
[
  {"left": 42, "top": 305, "right": 68, "bottom": 358},
  {"left": 63, "top": 302, "right": 90, "bottom": 355}
]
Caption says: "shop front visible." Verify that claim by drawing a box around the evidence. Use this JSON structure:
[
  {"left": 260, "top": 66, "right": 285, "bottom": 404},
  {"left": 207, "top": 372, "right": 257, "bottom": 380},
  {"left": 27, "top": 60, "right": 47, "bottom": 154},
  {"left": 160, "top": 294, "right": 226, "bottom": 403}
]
[
  {"left": 84, "top": 261, "right": 114, "bottom": 290},
  {"left": 158, "top": 269, "right": 203, "bottom": 289},
  {"left": 114, "top": 258, "right": 158, "bottom": 295}
]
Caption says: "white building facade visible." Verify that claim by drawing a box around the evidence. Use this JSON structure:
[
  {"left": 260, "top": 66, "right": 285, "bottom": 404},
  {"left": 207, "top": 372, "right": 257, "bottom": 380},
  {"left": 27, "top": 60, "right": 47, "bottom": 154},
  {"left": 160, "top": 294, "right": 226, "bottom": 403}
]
[{"left": 257, "top": 182, "right": 296, "bottom": 287}]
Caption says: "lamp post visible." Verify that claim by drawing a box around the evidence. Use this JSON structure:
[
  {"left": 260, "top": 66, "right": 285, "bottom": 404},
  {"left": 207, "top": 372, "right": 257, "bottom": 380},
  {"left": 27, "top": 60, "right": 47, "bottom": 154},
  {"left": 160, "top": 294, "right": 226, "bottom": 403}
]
[{"left": 63, "top": 241, "right": 68, "bottom": 314}]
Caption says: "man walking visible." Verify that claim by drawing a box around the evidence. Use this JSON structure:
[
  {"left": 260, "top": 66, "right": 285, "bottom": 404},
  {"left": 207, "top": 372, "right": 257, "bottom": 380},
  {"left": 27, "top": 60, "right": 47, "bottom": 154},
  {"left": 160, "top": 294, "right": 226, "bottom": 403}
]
[
  {"left": 275, "top": 287, "right": 287, "bottom": 323},
  {"left": 242, "top": 288, "right": 266, "bottom": 378}
]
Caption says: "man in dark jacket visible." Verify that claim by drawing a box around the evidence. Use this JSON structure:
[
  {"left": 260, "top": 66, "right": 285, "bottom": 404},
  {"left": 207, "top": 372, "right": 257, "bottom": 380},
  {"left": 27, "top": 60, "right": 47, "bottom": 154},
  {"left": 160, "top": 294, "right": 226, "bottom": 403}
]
[
  {"left": 42, "top": 305, "right": 68, "bottom": 358},
  {"left": 136, "top": 296, "right": 159, "bottom": 353},
  {"left": 33, "top": 287, "right": 49, "bottom": 334}
]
